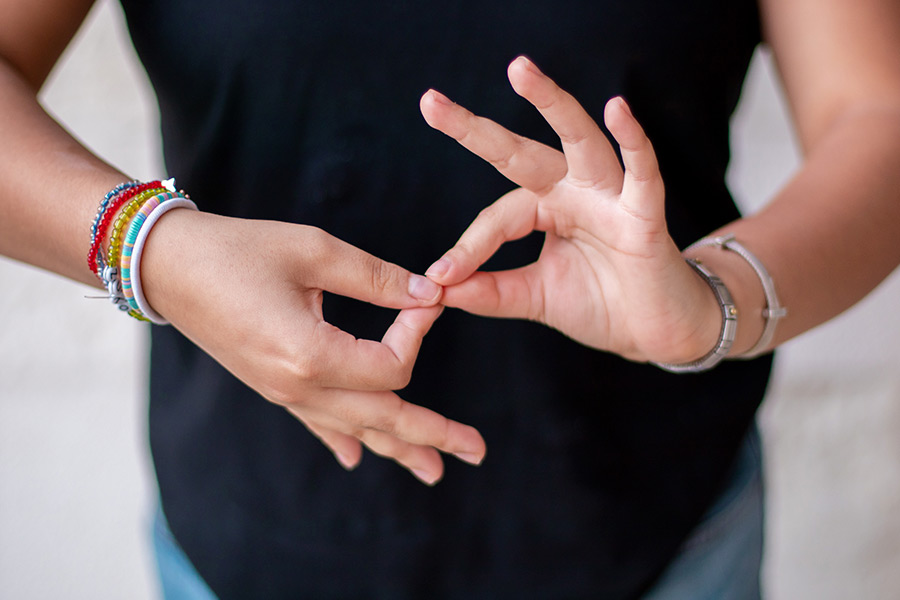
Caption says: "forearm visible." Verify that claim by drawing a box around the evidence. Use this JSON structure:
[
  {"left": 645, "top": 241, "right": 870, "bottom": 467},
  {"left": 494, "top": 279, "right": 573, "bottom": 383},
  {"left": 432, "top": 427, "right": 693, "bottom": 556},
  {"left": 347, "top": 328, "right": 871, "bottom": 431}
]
[
  {"left": 0, "top": 56, "right": 127, "bottom": 288},
  {"left": 689, "top": 106, "right": 900, "bottom": 356}
]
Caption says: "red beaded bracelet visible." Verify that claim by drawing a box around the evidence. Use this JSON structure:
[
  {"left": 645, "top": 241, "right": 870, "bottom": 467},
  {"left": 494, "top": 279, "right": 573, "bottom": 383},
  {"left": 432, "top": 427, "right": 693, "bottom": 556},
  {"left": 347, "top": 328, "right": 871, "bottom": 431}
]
[{"left": 87, "top": 180, "right": 164, "bottom": 277}]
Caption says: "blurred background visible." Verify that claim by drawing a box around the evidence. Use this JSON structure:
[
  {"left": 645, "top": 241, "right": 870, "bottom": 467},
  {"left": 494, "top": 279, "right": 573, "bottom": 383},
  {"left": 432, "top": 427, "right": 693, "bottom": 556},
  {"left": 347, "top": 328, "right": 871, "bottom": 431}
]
[{"left": 1, "top": 1, "right": 899, "bottom": 598}]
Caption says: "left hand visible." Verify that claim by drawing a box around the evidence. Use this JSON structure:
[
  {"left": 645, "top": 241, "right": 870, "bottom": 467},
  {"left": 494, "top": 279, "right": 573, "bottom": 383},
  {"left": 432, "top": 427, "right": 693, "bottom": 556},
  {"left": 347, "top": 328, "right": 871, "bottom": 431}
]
[
  {"left": 420, "top": 56, "right": 720, "bottom": 364},
  {"left": 140, "top": 211, "right": 486, "bottom": 485}
]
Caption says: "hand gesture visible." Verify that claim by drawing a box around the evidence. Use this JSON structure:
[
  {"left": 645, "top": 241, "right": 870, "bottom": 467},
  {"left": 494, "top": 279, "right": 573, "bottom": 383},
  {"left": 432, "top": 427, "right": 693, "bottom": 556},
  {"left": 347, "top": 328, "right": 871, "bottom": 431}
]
[
  {"left": 420, "top": 57, "right": 719, "bottom": 365},
  {"left": 141, "top": 212, "right": 486, "bottom": 485}
]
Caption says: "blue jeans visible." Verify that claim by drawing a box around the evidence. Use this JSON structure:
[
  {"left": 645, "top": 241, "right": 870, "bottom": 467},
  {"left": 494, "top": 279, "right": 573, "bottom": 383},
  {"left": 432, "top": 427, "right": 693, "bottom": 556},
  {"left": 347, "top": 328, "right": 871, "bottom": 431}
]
[
  {"left": 153, "top": 428, "right": 763, "bottom": 599},
  {"left": 643, "top": 426, "right": 764, "bottom": 600},
  {"left": 153, "top": 506, "right": 218, "bottom": 600}
]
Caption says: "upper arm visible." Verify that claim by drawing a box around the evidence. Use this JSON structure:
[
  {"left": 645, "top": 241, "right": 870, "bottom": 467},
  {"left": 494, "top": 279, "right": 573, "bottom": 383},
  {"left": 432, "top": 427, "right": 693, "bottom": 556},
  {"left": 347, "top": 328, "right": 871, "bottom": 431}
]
[
  {"left": 0, "top": 0, "right": 97, "bottom": 90},
  {"left": 759, "top": 0, "right": 900, "bottom": 151}
]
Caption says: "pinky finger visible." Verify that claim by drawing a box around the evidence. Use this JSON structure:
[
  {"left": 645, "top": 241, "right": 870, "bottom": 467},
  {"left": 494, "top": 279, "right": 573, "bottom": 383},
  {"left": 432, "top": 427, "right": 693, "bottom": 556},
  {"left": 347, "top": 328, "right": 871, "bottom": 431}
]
[
  {"left": 300, "top": 419, "right": 364, "bottom": 470},
  {"left": 603, "top": 97, "right": 665, "bottom": 218}
]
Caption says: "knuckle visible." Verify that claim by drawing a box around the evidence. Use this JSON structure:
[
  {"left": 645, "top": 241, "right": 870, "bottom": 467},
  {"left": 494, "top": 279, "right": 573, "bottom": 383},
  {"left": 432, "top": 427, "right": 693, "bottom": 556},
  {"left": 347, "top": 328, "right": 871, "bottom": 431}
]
[
  {"left": 259, "top": 345, "right": 324, "bottom": 408},
  {"left": 429, "top": 416, "right": 451, "bottom": 451},
  {"left": 366, "top": 255, "right": 400, "bottom": 295},
  {"left": 348, "top": 426, "right": 368, "bottom": 440},
  {"left": 491, "top": 147, "right": 516, "bottom": 171},
  {"left": 632, "top": 167, "right": 663, "bottom": 189},
  {"left": 336, "top": 404, "right": 366, "bottom": 431},
  {"left": 453, "top": 240, "right": 476, "bottom": 259},
  {"left": 341, "top": 398, "right": 403, "bottom": 438},
  {"left": 387, "top": 362, "right": 414, "bottom": 390},
  {"left": 440, "top": 419, "right": 452, "bottom": 449},
  {"left": 477, "top": 202, "right": 502, "bottom": 222},
  {"left": 558, "top": 130, "right": 589, "bottom": 146},
  {"left": 290, "top": 353, "right": 323, "bottom": 382},
  {"left": 367, "top": 414, "right": 399, "bottom": 437},
  {"left": 265, "top": 386, "right": 295, "bottom": 408},
  {"left": 369, "top": 396, "right": 406, "bottom": 436},
  {"left": 301, "top": 225, "right": 329, "bottom": 258}
]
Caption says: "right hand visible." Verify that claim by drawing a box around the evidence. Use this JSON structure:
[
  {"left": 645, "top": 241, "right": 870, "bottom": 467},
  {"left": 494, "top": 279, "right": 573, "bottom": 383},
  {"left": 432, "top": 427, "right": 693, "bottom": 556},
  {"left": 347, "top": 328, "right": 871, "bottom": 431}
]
[{"left": 139, "top": 209, "right": 486, "bottom": 485}]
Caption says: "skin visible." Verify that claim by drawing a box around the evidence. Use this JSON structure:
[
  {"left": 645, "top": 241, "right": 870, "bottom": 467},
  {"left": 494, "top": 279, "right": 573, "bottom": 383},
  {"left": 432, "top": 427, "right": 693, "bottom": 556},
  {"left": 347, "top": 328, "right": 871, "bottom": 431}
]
[
  {"left": 420, "top": 65, "right": 719, "bottom": 364},
  {"left": 1, "top": 0, "right": 899, "bottom": 485},
  {"left": 421, "top": 0, "right": 900, "bottom": 367},
  {"left": 0, "top": 0, "right": 485, "bottom": 485}
]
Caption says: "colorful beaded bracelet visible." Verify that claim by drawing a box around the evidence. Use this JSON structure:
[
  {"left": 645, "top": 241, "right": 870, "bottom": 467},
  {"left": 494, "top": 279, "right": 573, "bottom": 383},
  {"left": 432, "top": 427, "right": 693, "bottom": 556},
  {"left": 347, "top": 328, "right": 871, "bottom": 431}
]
[
  {"left": 98, "top": 258, "right": 148, "bottom": 321},
  {"left": 129, "top": 198, "right": 198, "bottom": 324},
  {"left": 88, "top": 180, "right": 165, "bottom": 277},
  {"left": 100, "top": 188, "right": 166, "bottom": 319},
  {"left": 120, "top": 192, "right": 181, "bottom": 309},
  {"left": 91, "top": 178, "right": 191, "bottom": 323},
  {"left": 99, "top": 187, "right": 166, "bottom": 321},
  {"left": 90, "top": 180, "right": 139, "bottom": 240},
  {"left": 105, "top": 187, "right": 167, "bottom": 271}
]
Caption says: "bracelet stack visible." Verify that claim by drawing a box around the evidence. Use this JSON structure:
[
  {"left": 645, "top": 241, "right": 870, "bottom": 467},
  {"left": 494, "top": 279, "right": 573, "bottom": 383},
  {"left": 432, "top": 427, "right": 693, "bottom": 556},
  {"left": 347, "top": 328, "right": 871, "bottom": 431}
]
[
  {"left": 685, "top": 234, "right": 787, "bottom": 359},
  {"left": 88, "top": 178, "right": 198, "bottom": 324},
  {"left": 653, "top": 233, "right": 787, "bottom": 374}
]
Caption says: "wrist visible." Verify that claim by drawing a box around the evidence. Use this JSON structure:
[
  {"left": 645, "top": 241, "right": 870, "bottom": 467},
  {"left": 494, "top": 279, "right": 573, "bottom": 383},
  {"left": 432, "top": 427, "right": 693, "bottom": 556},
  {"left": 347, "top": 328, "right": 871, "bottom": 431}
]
[
  {"left": 685, "top": 241, "right": 769, "bottom": 357},
  {"left": 653, "top": 259, "right": 737, "bottom": 372},
  {"left": 138, "top": 205, "right": 208, "bottom": 324}
]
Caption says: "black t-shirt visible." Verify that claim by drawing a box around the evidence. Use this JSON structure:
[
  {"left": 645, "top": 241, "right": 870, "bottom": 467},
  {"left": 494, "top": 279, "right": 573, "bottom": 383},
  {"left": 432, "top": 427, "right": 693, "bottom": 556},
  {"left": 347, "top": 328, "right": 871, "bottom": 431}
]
[{"left": 120, "top": 0, "right": 771, "bottom": 597}]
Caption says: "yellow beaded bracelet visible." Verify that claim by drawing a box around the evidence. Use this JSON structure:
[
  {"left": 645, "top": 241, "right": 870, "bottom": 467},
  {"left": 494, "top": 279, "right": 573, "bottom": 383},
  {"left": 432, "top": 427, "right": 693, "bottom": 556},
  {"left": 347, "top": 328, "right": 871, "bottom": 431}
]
[{"left": 105, "top": 187, "right": 166, "bottom": 269}]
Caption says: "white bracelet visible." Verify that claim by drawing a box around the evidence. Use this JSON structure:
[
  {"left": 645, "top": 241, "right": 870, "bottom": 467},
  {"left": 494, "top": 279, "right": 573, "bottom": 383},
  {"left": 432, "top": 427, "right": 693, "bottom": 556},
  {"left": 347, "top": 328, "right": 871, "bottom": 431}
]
[
  {"left": 653, "top": 259, "right": 738, "bottom": 373},
  {"left": 130, "top": 198, "right": 199, "bottom": 325},
  {"left": 685, "top": 234, "right": 787, "bottom": 358}
]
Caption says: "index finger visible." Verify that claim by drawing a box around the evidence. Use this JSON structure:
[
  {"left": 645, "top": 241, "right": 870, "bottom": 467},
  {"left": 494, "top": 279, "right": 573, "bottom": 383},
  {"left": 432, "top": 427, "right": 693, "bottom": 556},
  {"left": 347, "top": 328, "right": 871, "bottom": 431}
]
[
  {"left": 302, "top": 227, "right": 443, "bottom": 308},
  {"left": 420, "top": 88, "right": 567, "bottom": 191},
  {"left": 426, "top": 187, "right": 539, "bottom": 286}
]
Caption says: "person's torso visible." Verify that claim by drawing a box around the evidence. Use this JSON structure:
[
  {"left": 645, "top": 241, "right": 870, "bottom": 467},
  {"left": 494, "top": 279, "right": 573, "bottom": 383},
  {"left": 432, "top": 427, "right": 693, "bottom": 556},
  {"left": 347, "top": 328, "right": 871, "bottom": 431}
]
[{"left": 120, "top": 1, "right": 770, "bottom": 597}]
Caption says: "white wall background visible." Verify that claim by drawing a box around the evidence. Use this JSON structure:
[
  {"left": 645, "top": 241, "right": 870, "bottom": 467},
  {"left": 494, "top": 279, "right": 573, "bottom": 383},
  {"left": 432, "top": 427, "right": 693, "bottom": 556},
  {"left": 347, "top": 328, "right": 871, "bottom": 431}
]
[{"left": 1, "top": 1, "right": 899, "bottom": 598}]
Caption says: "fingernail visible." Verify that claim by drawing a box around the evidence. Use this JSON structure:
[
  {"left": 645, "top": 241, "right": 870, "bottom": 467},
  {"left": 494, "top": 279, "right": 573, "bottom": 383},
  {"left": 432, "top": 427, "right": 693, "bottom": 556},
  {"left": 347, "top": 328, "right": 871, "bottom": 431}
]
[
  {"left": 336, "top": 452, "right": 357, "bottom": 470},
  {"left": 425, "top": 258, "right": 451, "bottom": 279},
  {"left": 453, "top": 452, "right": 484, "bottom": 466},
  {"left": 408, "top": 274, "right": 441, "bottom": 301},
  {"left": 413, "top": 469, "right": 440, "bottom": 485},
  {"left": 429, "top": 89, "right": 453, "bottom": 105},
  {"left": 617, "top": 96, "right": 633, "bottom": 117},
  {"left": 516, "top": 55, "right": 538, "bottom": 73}
]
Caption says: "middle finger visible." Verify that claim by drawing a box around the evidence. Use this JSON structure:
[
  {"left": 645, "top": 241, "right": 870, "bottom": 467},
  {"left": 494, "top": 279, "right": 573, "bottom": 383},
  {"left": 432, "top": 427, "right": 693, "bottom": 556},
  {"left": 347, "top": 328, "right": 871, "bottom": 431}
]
[{"left": 507, "top": 56, "right": 624, "bottom": 190}]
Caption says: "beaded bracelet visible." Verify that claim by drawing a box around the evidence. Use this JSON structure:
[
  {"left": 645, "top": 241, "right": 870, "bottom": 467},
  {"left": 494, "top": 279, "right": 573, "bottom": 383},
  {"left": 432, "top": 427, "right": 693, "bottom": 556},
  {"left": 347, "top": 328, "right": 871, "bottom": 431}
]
[
  {"left": 90, "top": 180, "right": 139, "bottom": 241},
  {"left": 120, "top": 192, "right": 181, "bottom": 309},
  {"left": 129, "top": 198, "right": 199, "bottom": 324},
  {"left": 96, "top": 188, "right": 167, "bottom": 322},
  {"left": 102, "top": 188, "right": 167, "bottom": 320},
  {"left": 88, "top": 180, "right": 166, "bottom": 277},
  {"left": 98, "top": 258, "right": 148, "bottom": 321},
  {"left": 90, "top": 178, "right": 191, "bottom": 322},
  {"left": 105, "top": 187, "right": 167, "bottom": 271}
]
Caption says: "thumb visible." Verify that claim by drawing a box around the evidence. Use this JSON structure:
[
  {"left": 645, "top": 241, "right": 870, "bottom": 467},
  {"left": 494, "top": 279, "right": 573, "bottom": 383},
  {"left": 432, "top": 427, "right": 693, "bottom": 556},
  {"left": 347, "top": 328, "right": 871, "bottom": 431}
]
[
  {"left": 305, "top": 230, "right": 442, "bottom": 308},
  {"left": 425, "top": 188, "right": 538, "bottom": 286}
]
